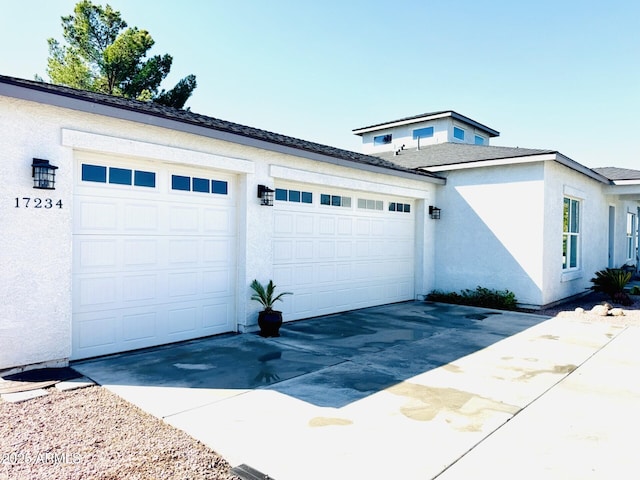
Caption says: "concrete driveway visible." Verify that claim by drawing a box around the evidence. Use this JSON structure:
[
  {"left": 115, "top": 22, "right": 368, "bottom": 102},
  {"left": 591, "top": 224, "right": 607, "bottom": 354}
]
[{"left": 74, "top": 301, "right": 640, "bottom": 479}]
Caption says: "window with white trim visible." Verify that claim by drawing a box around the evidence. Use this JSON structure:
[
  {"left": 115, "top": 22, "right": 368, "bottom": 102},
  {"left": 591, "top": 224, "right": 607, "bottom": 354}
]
[
  {"left": 81, "top": 163, "right": 156, "bottom": 188},
  {"left": 320, "top": 194, "right": 351, "bottom": 208},
  {"left": 413, "top": 127, "right": 434, "bottom": 140},
  {"left": 627, "top": 212, "right": 636, "bottom": 260},
  {"left": 373, "top": 134, "right": 392, "bottom": 145},
  {"left": 563, "top": 197, "right": 580, "bottom": 269},
  {"left": 275, "top": 188, "right": 312, "bottom": 204},
  {"left": 453, "top": 126, "right": 465, "bottom": 141},
  {"left": 357, "top": 198, "right": 383, "bottom": 211},
  {"left": 171, "top": 174, "right": 228, "bottom": 195}
]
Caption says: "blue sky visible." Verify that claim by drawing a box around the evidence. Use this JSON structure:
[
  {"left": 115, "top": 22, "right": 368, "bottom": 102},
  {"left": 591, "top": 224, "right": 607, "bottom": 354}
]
[{"left": 1, "top": 0, "right": 638, "bottom": 168}]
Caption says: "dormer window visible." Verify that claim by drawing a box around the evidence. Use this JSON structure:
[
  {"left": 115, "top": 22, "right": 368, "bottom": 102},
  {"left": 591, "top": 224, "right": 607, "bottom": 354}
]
[
  {"left": 474, "top": 135, "right": 486, "bottom": 145},
  {"left": 413, "top": 126, "right": 434, "bottom": 139},
  {"left": 374, "top": 134, "right": 392, "bottom": 145},
  {"left": 453, "top": 127, "right": 465, "bottom": 141}
]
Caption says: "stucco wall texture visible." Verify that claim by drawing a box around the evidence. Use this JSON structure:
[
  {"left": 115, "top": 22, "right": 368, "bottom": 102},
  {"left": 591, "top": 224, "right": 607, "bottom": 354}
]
[
  {"left": 0, "top": 95, "right": 436, "bottom": 370},
  {"left": 2, "top": 88, "right": 635, "bottom": 371}
]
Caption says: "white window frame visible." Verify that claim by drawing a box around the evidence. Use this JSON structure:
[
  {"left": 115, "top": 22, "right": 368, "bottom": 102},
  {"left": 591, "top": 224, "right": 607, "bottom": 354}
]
[
  {"left": 373, "top": 134, "right": 392, "bottom": 146},
  {"left": 627, "top": 212, "right": 636, "bottom": 260},
  {"left": 563, "top": 196, "right": 581, "bottom": 271},
  {"left": 413, "top": 126, "right": 434, "bottom": 140},
  {"left": 453, "top": 126, "right": 465, "bottom": 141}
]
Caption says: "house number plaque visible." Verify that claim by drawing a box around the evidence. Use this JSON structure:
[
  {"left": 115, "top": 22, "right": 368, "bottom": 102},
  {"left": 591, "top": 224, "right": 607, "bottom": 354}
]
[{"left": 14, "top": 197, "right": 63, "bottom": 209}]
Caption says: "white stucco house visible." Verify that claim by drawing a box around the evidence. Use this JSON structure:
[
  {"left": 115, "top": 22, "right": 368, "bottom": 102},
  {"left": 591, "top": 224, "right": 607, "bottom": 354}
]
[
  {"left": 1, "top": 75, "right": 638, "bottom": 372},
  {"left": 355, "top": 111, "right": 640, "bottom": 307}
]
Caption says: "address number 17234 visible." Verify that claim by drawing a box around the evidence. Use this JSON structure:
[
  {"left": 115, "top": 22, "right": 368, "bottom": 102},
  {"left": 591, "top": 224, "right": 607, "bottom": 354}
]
[{"left": 15, "top": 197, "right": 63, "bottom": 209}]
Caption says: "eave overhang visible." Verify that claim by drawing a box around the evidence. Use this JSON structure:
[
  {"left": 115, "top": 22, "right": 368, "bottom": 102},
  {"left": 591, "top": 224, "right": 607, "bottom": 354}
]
[
  {"left": 418, "top": 152, "right": 611, "bottom": 185},
  {"left": 0, "top": 78, "right": 444, "bottom": 186},
  {"left": 353, "top": 111, "right": 500, "bottom": 137}
]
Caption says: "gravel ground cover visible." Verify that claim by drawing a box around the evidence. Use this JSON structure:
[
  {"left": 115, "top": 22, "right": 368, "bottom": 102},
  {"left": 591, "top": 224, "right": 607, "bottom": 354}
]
[
  {"left": 0, "top": 386, "right": 240, "bottom": 480},
  {"left": 534, "top": 291, "right": 640, "bottom": 326},
  {"left": 1, "top": 292, "right": 638, "bottom": 480}
]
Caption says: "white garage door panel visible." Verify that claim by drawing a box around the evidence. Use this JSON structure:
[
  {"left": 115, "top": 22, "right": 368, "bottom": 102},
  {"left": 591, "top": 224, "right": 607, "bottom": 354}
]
[
  {"left": 274, "top": 184, "right": 415, "bottom": 321},
  {"left": 72, "top": 156, "right": 236, "bottom": 359}
]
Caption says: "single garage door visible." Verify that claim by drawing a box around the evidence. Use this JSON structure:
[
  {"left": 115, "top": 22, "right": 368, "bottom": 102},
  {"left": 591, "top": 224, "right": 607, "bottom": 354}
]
[
  {"left": 72, "top": 152, "right": 236, "bottom": 359},
  {"left": 273, "top": 182, "right": 415, "bottom": 320}
]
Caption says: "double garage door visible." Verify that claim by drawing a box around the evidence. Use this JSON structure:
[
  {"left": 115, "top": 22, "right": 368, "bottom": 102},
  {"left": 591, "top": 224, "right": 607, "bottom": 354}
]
[
  {"left": 72, "top": 153, "right": 236, "bottom": 359},
  {"left": 72, "top": 159, "right": 417, "bottom": 359},
  {"left": 273, "top": 182, "right": 416, "bottom": 320}
]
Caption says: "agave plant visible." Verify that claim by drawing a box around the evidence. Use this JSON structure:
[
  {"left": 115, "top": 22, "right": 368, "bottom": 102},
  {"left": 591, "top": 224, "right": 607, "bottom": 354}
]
[
  {"left": 250, "top": 279, "right": 292, "bottom": 311},
  {"left": 590, "top": 268, "right": 632, "bottom": 304}
]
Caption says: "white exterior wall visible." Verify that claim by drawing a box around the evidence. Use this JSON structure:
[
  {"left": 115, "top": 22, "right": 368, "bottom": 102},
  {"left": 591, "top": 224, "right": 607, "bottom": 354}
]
[
  {"left": 541, "top": 161, "right": 615, "bottom": 304},
  {"left": 359, "top": 118, "right": 491, "bottom": 155},
  {"left": 1, "top": 97, "right": 74, "bottom": 370},
  {"left": 612, "top": 200, "right": 640, "bottom": 268},
  {"left": 431, "top": 159, "right": 635, "bottom": 308},
  {"left": 433, "top": 163, "right": 546, "bottom": 307},
  {"left": 0, "top": 94, "right": 437, "bottom": 370}
]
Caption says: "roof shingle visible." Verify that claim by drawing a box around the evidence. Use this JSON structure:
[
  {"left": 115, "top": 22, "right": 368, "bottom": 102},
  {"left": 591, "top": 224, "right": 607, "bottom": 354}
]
[
  {"left": 0, "top": 75, "right": 442, "bottom": 181},
  {"left": 592, "top": 167, "right": 640, "bottom": 181},
  {"left": 376, "top": 143, "right": 557, "bottom": 169}
]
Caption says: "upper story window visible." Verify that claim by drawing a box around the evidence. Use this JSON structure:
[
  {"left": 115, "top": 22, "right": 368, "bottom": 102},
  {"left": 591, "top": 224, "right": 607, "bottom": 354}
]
[
  {"left": 413, "top": 127, "right": 434, "bottom": 140},
  {"left": 373, "top": 134, "right": 392, "bottom": 146},
  {"left": 563, "top": 197, "right": 581, "bottom": 269},
  {"left": 453, "top": 127, "right": 465, "bottom": 141},
  {"left": 627, "top": 212, "right": 636, "bottom": 260},
  {"left": 474, "top": 135, "right": 486, "bottom": 145}
]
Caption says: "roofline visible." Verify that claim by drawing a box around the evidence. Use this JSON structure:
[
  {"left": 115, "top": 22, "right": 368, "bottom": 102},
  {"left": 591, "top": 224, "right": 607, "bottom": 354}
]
[
  {"left": 352, "top": 110, "right": 500, "bottom": 137},
  {"left": 0, "top": 77, "right": 444, "bottom": 185},
  {"left": 420, "top": 151, "right": 612, "bottom": 184},
  {"left": 420, "top": 153, "right": 559, "bottom": 172},
  {"left": 554, "top": 153, "right": 611, "bottom": 184},
  {"left": 604, "top": 184, "right": 640, "bottom": 197},
  {"left": 610, "top": 179, "right": 640, "bottom": 186}
]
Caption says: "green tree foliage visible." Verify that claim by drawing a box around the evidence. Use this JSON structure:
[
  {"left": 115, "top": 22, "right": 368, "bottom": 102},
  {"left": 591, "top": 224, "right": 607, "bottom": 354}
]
[{"left": 42, "top": 0, "right": 196, "bottom": 108}]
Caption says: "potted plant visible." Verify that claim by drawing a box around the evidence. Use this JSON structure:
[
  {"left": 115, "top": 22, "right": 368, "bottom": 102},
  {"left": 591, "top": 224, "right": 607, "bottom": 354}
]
[{"left": 250, "top": 279, "right": 292, "bottom": 337}]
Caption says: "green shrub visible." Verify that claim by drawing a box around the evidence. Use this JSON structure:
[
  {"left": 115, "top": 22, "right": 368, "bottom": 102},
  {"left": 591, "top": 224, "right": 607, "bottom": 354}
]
[
  {"left": 630, "top": 285, "right": 640, "bottom": 296},
  {"left": 590, "top": 268, "right": 632, "bottom": 304},
  {"left": 427, "top": 286, "right": 518, "bottom": 311},
  {"left": 612, "top": 291, "right": 634, "bottom": 306}
]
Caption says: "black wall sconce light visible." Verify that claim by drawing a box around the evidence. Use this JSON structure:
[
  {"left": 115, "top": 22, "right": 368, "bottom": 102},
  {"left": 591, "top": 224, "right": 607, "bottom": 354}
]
[
  {"left": 429, "top": 205, "right": 441, "bottom": 219},
  {"left": 257, "top": 184, "right": 275, "bottom": 206},
  {"left": 32, "top": 158, "right": 58, "bottom": 190}
]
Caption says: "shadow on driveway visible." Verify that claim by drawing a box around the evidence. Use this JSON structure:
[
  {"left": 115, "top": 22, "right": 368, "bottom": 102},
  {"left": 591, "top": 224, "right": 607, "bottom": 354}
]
[{"left": 74, "top": 301, "right": 549, "bottom": 409}]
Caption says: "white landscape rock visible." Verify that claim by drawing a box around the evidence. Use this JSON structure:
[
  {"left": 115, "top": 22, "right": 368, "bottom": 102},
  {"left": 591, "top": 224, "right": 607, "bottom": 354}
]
[
  {"left": 590, "top": 304, "right": 610, "bottom": 316},
  {"left": 610, "top": 308, "right": 626, "bottom": 316}
]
